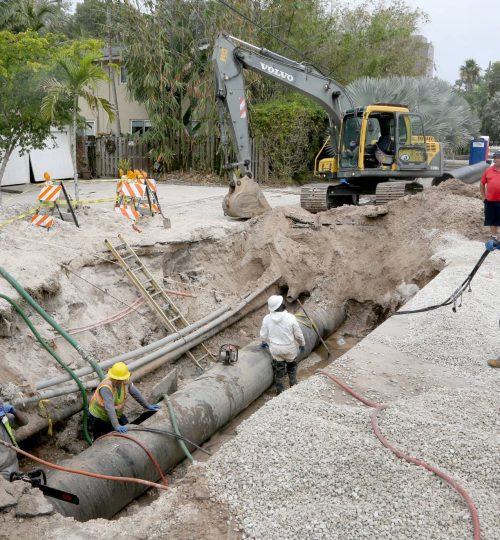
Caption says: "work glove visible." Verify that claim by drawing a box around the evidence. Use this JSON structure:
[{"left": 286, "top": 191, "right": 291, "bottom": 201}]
[
  {"left": 115, "top": 425, "right": 128, "bottom": 433},
  {"left": 0, "top": 403, "right": 14, "bottom": 418},
  {"left": 146, "top": 404, "right": 161, "bottom": 412},
  {"left": 485, "top": 239, "right": 500, "bottom": 251},
  {"left": 260, "top": 342, "right": 269, "bottom": 349},
  {"left": 299, "top": 346, "right": 305, "bottom": 354}
]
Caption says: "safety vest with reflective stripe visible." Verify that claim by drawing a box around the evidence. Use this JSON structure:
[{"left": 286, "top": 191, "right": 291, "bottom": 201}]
[
  {"left": 1, "top": 416, "right": 17, "bottom": 447},
  {"left": 89, "top": 379, "right": 127, "bottom": 422}
]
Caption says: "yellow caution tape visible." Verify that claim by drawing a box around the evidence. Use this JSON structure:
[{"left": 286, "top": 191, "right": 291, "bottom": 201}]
[
  {"left": 0, "top": 208, "right": 38, "bottom": 229},
  {"left": 57, "top": 197, "right": 116, "bottom": 206},
  {"left": 0, "top": 197, "right": 116, "bottom": 229},
  {"left": 38, "top": 400, "right": 53, "bottom": 437}
]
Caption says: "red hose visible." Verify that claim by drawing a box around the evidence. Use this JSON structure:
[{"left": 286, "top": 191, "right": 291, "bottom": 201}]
[
  {"left": 98, "top": 432, "right": 168, "bottom": 486},
  {"left": 317, "top": 369, "right": 480, "bottom": 540},
  {"left": 0, "top": 439, "right": 168, "bottom": 491}
]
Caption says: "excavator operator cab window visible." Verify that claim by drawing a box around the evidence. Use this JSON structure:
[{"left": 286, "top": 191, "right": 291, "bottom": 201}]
[
  {"left": 340, "top": 116, "right": 362, "bottom": 168},
  {"left": 395, "top": 113, "right": 427, "bottom": 169},
  {"left": 363, "top": 114, "right": 395, "bottom": 169}
]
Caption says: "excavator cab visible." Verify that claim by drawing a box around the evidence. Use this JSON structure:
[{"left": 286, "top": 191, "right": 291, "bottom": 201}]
[{"left": 338, "top": 105, "right": 429, "bottom": 173}]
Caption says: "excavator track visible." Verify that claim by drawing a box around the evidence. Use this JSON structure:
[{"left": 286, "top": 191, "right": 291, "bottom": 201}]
[
  {"left": 300, "top": 184, "right": 330, "bottom": 213},
  {"left": 375, "top": 181, "right": 423, "bottom": 204}
]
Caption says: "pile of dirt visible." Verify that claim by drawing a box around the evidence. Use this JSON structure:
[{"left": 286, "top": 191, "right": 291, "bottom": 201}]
[{"left": 0, "top": 180, "right": 488, "bottom": 537}]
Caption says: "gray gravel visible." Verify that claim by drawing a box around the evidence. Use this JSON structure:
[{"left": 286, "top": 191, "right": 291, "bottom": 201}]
[{"left": 205, "top": 236, "right": 500, "bottom": 539}]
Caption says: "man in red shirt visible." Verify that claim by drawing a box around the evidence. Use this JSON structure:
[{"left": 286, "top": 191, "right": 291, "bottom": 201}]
[
  {"left": 481, "top": 151, "right": 500, "bottom": 369},
  {"left": 480, "top": 152, "right": 500, "bottom": 238}
]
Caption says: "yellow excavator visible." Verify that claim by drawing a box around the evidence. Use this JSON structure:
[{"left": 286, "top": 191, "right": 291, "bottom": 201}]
[{"left": 213, "top": 33, "right": 444, "bottom": 217}]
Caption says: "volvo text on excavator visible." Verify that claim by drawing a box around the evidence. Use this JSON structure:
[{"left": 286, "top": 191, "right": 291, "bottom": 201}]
[{"left": 213, "top": 33, "right": 444, "bottom": 217}]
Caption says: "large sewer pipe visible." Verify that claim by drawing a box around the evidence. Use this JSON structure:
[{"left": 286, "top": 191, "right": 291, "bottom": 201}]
[
  {"left": 46, "top": 306, "right": 345, "bottom": 521},
  {"left": 432, "top": 160, "right": 489, "bottom": 186}
]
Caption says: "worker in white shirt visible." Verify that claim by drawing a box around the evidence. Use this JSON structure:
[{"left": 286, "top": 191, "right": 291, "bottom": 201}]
[{"left": 260, "top": 295, "right": 305, "bottom": 394}]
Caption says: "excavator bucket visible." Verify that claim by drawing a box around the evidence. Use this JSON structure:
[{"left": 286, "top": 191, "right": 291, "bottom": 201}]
[{"left": 222, "top": 174, "right": 272, "bottom": 218}]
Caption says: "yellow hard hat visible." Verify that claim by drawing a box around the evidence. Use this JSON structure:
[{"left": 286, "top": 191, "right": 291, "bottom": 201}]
[{"left": 107, "top": 362, "right": 130, "bottom": 381}]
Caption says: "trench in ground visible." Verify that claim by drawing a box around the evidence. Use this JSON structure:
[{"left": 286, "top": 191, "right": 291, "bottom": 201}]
[
  {"left": 12, "top": 209, "right": 440, "bottom": 519},
  {"left": 17, "top": 284, "right": 436, "bottom": 520}
]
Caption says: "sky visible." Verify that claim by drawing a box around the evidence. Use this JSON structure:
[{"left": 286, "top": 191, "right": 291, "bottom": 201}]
[
  {"left": 409, "top": 0, "right": 499, "bottom": 83},
  {"left": 70, "top": 0, "right": 499, "bottom": 84}
]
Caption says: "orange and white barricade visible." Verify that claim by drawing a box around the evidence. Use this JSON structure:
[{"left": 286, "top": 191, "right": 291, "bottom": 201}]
[
  {"left": 115, "top": 171, "right": 168, "bottom": 229},
  {"left": 38, "top": 184, "right": 62, "bottom": 203},
  {"left": 114, "top": 206, "right": 140, "bottom": 221},
  {"left": 31, "top": 214, "right": 54, "bottom": 229},
  {"left": 31, "top": 174, "right": 62, "bottom": 229},
  {"left": 117, "top": 181, "right": 145, "bottom": 199}
]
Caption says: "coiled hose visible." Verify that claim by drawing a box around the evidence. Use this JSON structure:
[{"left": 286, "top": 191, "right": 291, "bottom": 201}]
[
  {"left": 318, "top": 369, "right": 480, "bottom": 540},
  {"left": 0, "top": 293, "right": 92, "bottom": 446}
]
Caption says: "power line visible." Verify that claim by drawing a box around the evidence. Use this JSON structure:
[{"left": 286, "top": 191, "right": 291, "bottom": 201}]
[{"left": 215, "top": 0, "right": 332, "bottom": 79}]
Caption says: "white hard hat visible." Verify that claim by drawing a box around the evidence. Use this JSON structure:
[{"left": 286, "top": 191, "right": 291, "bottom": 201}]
[{"left": 268, "top": 295, "right": 283, "bottom": 312}]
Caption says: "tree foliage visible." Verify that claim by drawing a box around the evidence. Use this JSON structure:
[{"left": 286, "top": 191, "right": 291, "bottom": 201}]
[
  {"left": 347, "top": 77, "right": 480, "bottom": 152},
  {"left": 457, "top": 58, "right": 481, "bottom": 93},
  {"left": 0, "top": 30, "right": 105, "bottom": 190},
  {"left": 482, "top": 92, "right": 500, "bottom": 143},
  {"left": 250, "top": 95, "right": 326, "bottom": 180},
  {"left": 41, "top": 49, "right": 114, "bottom": 201},
  {"left": 0, "top": 31, "right": 58, "bottom": 187},
  {"left": 455, "top": 59, "right": 500, "bottom": 143},
  {"left": 0, "top": 0, "right": 62, "bottom": 33}
]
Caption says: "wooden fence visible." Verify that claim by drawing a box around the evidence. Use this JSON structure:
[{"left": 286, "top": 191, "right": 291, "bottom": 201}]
[
  {"left": 80, "top": 134, "right": 270, "bottom": 180},
  {"left": 95, "top": 137, "right": 152, "bottom": 177}
]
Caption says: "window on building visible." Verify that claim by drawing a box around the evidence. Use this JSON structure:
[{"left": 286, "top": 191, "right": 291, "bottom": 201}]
[
  {"left": 120, "top": 66, "right": 127, "bottom": 84},
  {"left": 130, "top": 120, "right": 151, "bottom": 134},
  {"left": 82, "top": 120, "right": 96, "bottom": 136}
]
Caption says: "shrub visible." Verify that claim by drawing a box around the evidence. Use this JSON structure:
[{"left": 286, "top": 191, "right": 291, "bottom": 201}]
[{"left": 250, "top": 94, "right": 326, "bottom": 181}]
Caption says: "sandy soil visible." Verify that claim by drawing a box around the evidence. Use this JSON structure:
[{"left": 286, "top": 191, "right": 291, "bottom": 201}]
[{"left": 0, "top": 177, "right": 489, "bottom": 538}]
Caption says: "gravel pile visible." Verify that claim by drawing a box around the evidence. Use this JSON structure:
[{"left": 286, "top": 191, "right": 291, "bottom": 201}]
[{"left": 205, "top": 236, "right": 500, "bottom": 539}]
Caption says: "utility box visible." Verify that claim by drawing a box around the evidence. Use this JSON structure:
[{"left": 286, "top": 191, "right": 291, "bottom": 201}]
[{"left": 469, "top": 137, "right": 489, "bottom": 165}]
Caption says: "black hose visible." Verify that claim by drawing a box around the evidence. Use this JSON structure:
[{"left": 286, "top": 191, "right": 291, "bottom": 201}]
[
  {"left": 127, "top": 426, "right": 212, "bottom": 456},
  {"left": 394, "top": 250, "right": 490, "bottom": 315}
]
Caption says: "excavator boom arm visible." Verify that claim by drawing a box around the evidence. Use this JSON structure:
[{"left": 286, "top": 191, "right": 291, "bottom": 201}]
[{"left": 213, "top": 33, "right": 349, "bottom": 177}]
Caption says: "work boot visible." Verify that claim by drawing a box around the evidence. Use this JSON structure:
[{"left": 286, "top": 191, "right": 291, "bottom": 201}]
[
  {"left": 287, "top": 361, "right": 298, "bottom": 387},
  {"left": 487, "top": 358, "right": 500, "bottom": 368}
]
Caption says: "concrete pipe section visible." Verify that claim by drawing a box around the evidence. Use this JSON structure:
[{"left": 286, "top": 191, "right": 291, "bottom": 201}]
[
  {"left": 432, "top": 160, "right": 489, "bottom": 186},
  {"left": 47, "top": 307, "right": 345, "bottom": 521}
]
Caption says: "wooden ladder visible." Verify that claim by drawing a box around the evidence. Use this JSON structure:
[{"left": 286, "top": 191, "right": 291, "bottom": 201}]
[{"left": 105, "top": 234, "right": 212, "bottom": 370}]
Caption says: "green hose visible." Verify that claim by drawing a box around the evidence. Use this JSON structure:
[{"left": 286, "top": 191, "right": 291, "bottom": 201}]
[
  {"left": 0, "top": 293, "right": 92, "bottom": 446},
  {"left": 0, "top": 266, "right": 105, "bottom": 380},
  {"left": 165, "top": 395, "right": 194, "bottom": 463}
]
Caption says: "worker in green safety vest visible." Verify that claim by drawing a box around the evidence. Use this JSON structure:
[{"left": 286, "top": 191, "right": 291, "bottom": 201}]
[
  {"left": 0, "top": 399, "right": 28, "bottom": 480},
  {"left": 88, "top": 362, "right": 160, "bottom": 440}
]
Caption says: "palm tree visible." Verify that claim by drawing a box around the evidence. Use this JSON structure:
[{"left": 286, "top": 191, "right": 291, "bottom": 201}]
[
  {"left": 346, "top": 76, "right": 480, "bottom": 152},
  {"left": 459, "top": 59, "right": 481, "bottom": 92},
  {"left": 0, "top": 0, "right": 58, "bottom": 32},
  {"left": 41, "top": 54, "right": 114, "bottom": 202}
]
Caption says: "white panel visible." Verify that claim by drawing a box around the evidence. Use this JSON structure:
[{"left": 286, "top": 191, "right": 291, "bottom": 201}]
[
  {"left": 1, "top": 149, "right": 30, "bottom": 186},
  {"left": 30, "top": 130, "right": 74, "bottom": 182}
]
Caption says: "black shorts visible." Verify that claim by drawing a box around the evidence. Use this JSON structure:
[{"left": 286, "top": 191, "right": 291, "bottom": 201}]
[{"left": 484, "top": 200, "right": 500, "bottom": 226}]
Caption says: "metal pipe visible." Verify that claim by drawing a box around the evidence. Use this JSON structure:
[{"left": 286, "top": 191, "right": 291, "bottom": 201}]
[
  {"left": 17, "top": 280, "right": 279, "bottom": 406},
  {"left": 36, "top": 304, "right": 231, "bottom": 390},
  {"left": 432, "top": 161, "right": 489, "bottom": 186},
  {"left": 46, "top": 307, "right": 345, "bottom": 521}
]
